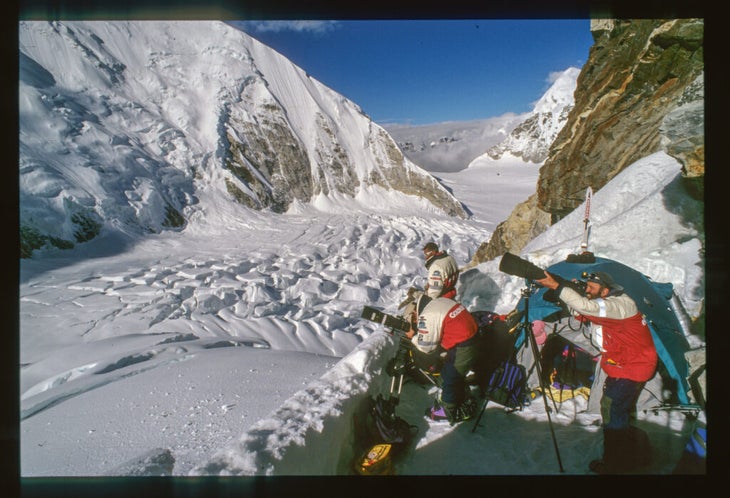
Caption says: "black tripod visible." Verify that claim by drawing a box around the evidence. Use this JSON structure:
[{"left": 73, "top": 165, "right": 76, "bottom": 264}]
[
  {"left": 384, "top": 336, "right": 413, "bottom": 402},
  {"left": 472, "top": 283, "right": 565, "bottom": 473}
]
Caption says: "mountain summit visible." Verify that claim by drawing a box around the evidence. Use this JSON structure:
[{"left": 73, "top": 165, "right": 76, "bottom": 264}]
[{"left": 484, "top": 67, "right": 579, "bottom": 164}]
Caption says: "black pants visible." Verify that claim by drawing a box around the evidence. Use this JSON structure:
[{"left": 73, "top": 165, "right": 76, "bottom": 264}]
[
  {"left": 599, "top": 377, "right": 652, "bottom": 471},
  {"left": 440, "top": 340, "right": 477, "bottom": 407}
]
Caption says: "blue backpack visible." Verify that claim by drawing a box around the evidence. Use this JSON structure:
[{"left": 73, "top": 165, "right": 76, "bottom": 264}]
[{"left": 485, "top": 360, "right": 529, "bottom": 410}]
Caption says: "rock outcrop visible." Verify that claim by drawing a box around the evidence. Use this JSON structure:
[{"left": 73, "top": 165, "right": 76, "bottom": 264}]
[{"left": 476, "top": 18, "right": 704, "bottom": 262}]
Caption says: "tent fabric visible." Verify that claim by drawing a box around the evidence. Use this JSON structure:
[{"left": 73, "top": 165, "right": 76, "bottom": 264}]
[
  {"left": 513, "top": 256, "right": 692, "bottom": 405},
  {"left": 539, "top": 333, "right": 598, "bottom": 390}
]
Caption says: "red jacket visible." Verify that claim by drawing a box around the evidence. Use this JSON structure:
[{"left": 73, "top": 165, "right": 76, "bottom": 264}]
[
  {"left": 581, "top": 312, "right": 658, "bottom": 382},
  {"left": 440, "top": 302, "right": 478, "bottom": 350},
  {"left": 413, "top": 297, "right": 477, "bottom": 352},
  {"left": 558, "top": 287, "right": 658, "bottom": 383}
]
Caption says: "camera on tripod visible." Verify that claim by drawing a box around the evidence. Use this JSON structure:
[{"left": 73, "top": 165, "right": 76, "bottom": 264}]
[
  {"left": 498, "top": 252, "right": 588, "bottom": 295},
  {"left": 360, "top": 305, "right": 434, "bottom": 385},
  {"left": 498, "top": 252, "right": 548, "bottom": 281},
  {"left": 360, "top": 306, "right": 412, "bottom": 334}
]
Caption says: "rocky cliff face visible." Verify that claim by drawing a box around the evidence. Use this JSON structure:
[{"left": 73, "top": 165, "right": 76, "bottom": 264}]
[{"left": 475, "top": 18, "right": 704, "bottom": 262}]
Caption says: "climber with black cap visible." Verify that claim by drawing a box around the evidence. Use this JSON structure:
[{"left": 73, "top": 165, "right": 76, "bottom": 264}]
[
  {"left": 422, "top": 242, "right": 459, "bottom": 299},
  {"left": 535, "top": 269, "right": 658, "bottom": 474}
]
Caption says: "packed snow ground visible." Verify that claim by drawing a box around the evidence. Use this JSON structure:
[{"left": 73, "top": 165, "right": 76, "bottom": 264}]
[{"left": 19, "top": 150, "right": 705, "bottom": 479}]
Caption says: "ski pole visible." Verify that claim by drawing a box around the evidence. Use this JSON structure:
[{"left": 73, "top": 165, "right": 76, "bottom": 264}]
[{"left": 579, "top": 187, "right": 592, "bottom": 253}]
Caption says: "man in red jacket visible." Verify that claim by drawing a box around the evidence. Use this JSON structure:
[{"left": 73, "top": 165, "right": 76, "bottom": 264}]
[
  {"left": 403, "top": 292, "right": 478, "bottom": 424},
  {"left": 536, "top": 270, "right": 657, "bottom": 474}
]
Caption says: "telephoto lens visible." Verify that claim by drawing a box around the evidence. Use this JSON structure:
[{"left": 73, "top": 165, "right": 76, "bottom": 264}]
[
  {"left": 361, "top": 306, "right": 412, "bottom": 333},
  {"left": 498, "top": 253, "right": 546, "bottom": 280}
]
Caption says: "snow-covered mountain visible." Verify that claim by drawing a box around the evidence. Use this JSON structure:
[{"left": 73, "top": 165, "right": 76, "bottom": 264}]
[
  {"left": 384, "top": 114, "right": 527, "bottom": 173},
  {"left": 17, "top": 20, "right": 707, "bottom": 483},
  {"left": 483, "top": 67, "right": 579, "bottom": 164},
  {"left": 385, "top": 67, "right": 578, "bottom": 173},
  {"left": 19, "top": 21, "right": 466, "bottom": 258}
]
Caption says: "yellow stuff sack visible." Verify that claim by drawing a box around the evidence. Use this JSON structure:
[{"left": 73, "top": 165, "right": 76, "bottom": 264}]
[{"left": 355, "top": 443, "right": 394, "bottom": 475}]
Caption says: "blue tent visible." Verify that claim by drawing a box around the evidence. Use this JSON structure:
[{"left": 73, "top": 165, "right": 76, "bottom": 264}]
[{"left": 512, "top": 256, "right": 692, "bottom": 405}]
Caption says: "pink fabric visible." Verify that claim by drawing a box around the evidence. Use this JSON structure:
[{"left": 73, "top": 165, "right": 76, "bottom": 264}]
[{"left": 532, "top": 320, "right": 547, "bottom": 345}]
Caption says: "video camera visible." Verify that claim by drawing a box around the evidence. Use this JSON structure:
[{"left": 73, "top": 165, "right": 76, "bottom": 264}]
[
  {"left": 498, "top": 253, "right": 587, "bottom": 294},
  {"left": 360, "top": 286, "right": 423, "bottom": 335},
  {"left": 360, "top": 306, "right": 412, "bottom": 334},
  {"left": 360, "top": 305, "right": 440, "bottom": 386}
]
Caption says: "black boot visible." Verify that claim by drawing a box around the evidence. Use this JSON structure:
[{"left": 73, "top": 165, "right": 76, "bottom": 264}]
[
  {"left": 627, "top": 426, "right": 653, "bottom": 468},
  {"left": 589, "top": 428, "right": 631, "bottom": 474}
]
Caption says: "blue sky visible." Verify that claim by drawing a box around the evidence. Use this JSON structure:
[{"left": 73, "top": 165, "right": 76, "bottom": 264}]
[{"left": 229, "top": 19, "right": 594, "bottom": 126}]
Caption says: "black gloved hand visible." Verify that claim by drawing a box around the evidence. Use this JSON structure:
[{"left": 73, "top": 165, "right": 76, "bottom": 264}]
[{"left": 543, "top": 288, "right": 560, "bottom": 303}]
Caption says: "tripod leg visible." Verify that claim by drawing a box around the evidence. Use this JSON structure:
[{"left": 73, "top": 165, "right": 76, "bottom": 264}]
[
  {"left": 471, "top": 397, "right": 489, "bottom": 433},
  {"left": 523, "top": 291, "right": 565, "bottom": 473}
]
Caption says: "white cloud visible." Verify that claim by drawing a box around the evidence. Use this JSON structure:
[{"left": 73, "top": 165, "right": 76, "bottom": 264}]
[
  {"left": 236, "top": 20, "right": 339, "bottom": 35},
  {"left": 547, "top": 70, "right": 565, "bottom": 84}
]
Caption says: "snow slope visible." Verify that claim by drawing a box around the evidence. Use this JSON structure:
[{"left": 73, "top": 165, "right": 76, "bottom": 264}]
[
  {"left": 19, "top": 20, "right": 462, "bottom": 251},
  {"left": 17, "top": 20, "right": 707, "bottom": 495},
  {"left": 20, "top": 150, "right": 705, "bottom": 480}
]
